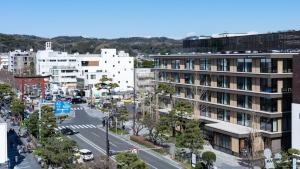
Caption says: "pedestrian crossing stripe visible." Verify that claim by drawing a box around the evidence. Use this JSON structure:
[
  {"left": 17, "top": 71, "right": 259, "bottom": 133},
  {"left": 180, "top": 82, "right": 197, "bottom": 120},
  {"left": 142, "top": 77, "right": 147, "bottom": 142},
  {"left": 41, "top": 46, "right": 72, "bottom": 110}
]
[
  {"left": 71, "top": 107, "right": 84, "bottom": 111},
  {"left": 56, "top": 124, "right": 96, "bottom": 130}
]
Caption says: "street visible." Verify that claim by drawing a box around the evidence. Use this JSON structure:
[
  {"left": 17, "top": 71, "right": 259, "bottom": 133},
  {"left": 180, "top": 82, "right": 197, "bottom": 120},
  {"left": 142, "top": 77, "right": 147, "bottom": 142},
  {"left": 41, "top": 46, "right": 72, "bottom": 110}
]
[{"left": 60, "top": 104, "right": 181, "bottom": 169}]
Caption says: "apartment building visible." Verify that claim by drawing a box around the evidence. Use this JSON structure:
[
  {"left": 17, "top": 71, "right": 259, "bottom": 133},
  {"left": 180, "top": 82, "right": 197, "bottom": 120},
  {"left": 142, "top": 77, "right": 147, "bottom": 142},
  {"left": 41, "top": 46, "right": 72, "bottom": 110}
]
[
  {"left": 135, "top": 68, "right": 154, "bottom": 92},
  {"left": 0, "top": 53, "right": 8, "bottom": 70},
  {"left": 35, "top": 42, "right": 134, "bottom": 92},
  {"left": 8, "top": 50, "right": 35, "bottom": 75},
  {"left": 152, "top": 53, "right": 295, "bottom": 155}
]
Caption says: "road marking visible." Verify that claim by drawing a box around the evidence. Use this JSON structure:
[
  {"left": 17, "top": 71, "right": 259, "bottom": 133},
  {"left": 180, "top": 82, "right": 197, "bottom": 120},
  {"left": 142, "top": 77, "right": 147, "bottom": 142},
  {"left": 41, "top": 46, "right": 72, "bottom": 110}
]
[
  {"left": 146, "top": 162, "right": 158, "bottom": 169},
  {"left": 90, "top": 124, "right": 96, "bottom": 128},
  {"left": 82, "top": 125, "right": 88, "bottom": 128},
  {"left": 78, "top": 125, "right": 84, "bottom": 128},
  {"left": 58, "top": 126, "right": 62, "bottom": 130},
  {"left": 70, "top": 125, "right": 76, "bottom": 129},
  {"left": 73, "top": 125, "right": 80, "bottom": 129}
]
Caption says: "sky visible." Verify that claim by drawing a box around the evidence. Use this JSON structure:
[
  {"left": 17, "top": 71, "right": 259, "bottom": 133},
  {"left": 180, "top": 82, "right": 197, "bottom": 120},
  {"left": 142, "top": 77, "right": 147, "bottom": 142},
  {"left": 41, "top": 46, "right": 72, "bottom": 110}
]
[{"left": 0, "top": 0, "right": 299, "bottom": 39}]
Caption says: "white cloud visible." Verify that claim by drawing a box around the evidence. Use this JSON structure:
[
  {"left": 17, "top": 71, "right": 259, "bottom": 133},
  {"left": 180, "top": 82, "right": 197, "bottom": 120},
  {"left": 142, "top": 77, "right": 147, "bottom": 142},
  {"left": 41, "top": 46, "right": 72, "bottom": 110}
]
[{"left": 185, "top": 32, "right": 197, "bottom": 37}]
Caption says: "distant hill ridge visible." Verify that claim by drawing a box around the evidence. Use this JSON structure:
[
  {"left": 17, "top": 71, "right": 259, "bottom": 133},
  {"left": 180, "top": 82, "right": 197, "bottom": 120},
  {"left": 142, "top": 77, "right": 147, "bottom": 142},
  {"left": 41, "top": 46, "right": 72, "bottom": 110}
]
[{"left": 0, "top": 33, "right": 183, "bottom": 55}]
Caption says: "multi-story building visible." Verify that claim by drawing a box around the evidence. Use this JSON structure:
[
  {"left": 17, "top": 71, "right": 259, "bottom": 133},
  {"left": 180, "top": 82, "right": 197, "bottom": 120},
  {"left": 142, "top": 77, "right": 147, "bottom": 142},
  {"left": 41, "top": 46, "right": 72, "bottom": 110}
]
[
  {"left": 0, "top": 53, "right": 8, "bottom": 70},
  {"left": 135, "top": 68, "right": 154, "bottom": 92},
  {"left": 152, "top": 52, "right": 295, "bottom": 155},
  {"left": 50, "top": 66, "right": 80, "bottom": 94},
  {"left": 8, "top": 50, "right": 35, "bottom": 75},
  {"left": 36, "top": 42, "right": 134, "bottom": 92}
]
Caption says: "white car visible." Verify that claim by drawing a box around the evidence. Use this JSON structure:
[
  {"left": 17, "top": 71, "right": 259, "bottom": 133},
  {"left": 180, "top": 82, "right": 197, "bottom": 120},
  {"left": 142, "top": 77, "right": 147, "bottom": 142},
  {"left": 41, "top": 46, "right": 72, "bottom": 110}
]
[{"left": 79, "top": 149, "right": 94, "bottom": 162}]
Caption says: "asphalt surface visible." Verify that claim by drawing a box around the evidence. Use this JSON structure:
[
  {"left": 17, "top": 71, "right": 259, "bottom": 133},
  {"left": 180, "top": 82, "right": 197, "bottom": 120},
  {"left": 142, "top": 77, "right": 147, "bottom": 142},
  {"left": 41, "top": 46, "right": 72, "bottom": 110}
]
[{"left": 60, "top": 104, "right": 181, "bottom": 169}]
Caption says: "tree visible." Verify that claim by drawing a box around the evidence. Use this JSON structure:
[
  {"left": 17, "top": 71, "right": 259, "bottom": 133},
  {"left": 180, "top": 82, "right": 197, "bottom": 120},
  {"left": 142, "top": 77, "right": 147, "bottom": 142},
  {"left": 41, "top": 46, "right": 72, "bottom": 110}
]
[
  {"left": 167, "top": 109, "right": 178, "bottom": 137},
  {"left": 152, "top": 115, "right": 169, "bottom": 145},
  {"left": 142, "top": 60, "right": 154, "bottom": 68},
  {"left": 40, "top": 105, "right": 57, "bottom": 143},
  {"left": 118, "top": 106, "right": 129, "bottom": 128},
  {"left": 174, "top": 100, "right": 193, "bottom": 132},
  {"left": 27, "top": 110, "right": 39, "bottom": 138},
  {"left": 11, "top": 98, "right": 25, "bottom": 121},
  {"left": 202, "top": 151, "right": 216, "bottom": 167},
  {"left": 176, "top": 120, "right": 204, "bottom": 153},
  {"left": 116, "top": 152, "right": 148, "bottom": 169},
  {"left": 38, "top": 136, "right": 77, "bottom": 168}
]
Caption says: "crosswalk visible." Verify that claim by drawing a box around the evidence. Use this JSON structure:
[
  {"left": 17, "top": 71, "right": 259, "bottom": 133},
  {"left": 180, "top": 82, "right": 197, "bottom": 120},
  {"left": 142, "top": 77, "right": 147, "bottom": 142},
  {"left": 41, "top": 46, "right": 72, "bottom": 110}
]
[
  {"left": 71, "top": 107, "right": 84, "bottom": 111},
  {"left": 56, "top": 124, "right": 97, "bottom": 130}
]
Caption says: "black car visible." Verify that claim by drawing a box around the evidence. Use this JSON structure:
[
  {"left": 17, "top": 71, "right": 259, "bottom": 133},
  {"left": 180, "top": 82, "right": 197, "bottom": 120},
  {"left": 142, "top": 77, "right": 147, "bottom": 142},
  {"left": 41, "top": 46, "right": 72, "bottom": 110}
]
[
  {"left": 71, "top": 97, "right": 86, "bottom": 104},
  {"left": 60, "top": 127, "right": 77, "bottom": 135}
]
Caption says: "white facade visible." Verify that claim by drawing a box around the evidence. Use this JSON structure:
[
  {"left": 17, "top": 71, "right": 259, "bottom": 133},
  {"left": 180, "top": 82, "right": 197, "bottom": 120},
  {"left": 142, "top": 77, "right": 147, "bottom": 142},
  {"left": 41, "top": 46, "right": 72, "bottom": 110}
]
[
  {"left": 0, "top": 54, "right": 8, "bottom": 70},
  {"left": 135, "top": 68, "right": 154, "bottom": 92},
  {"left": 292, "top": 103, "right": 300, "bottom": 150},
  {"left": 35, "top": 43, "right": 134, "bottom": 92},
  {"left": 0, "top": 123, "right": 7, "bottom": 164}
]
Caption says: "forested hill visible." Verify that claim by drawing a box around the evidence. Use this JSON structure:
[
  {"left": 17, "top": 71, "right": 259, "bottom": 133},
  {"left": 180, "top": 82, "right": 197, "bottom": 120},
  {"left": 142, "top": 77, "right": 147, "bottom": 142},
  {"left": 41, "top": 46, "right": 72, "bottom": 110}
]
[{"left": 0, "top": 33, "right": 183, "bottom": 55}]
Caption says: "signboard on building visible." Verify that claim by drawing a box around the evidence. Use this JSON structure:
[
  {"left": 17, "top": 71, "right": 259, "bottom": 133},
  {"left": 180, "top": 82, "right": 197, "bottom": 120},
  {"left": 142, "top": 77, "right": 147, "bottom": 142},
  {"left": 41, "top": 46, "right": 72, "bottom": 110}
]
[{"left": 55, "top": 101, "right": 71, "bottom": 115}]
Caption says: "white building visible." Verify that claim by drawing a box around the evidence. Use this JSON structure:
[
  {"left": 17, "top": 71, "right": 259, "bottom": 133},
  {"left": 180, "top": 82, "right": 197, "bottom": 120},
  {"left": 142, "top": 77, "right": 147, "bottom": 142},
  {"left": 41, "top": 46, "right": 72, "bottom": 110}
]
[
  {"left": 0, "top": 53, "right": 8, "bottom": 70},
  {"left": 135, "top": 68, "right": 154, "bottom": 92},
  {"left": 35, "top": 42, "right": 134, "bottom": 92},
  {"left": 8, "top": 50, "right": 34, "bottom": 75},
  {"left": 0, "top": 122, "right": 7, "bottom": 166}
]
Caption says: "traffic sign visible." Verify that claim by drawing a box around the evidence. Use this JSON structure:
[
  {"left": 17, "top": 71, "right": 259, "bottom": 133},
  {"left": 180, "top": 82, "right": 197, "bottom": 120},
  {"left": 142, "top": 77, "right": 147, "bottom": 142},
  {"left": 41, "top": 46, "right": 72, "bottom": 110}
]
[
  {"left": 130, "top": 147, "right": 139, "bottom": 155},
  {"left": 55, "top": 101, "right": 71, "bottom": 115}
]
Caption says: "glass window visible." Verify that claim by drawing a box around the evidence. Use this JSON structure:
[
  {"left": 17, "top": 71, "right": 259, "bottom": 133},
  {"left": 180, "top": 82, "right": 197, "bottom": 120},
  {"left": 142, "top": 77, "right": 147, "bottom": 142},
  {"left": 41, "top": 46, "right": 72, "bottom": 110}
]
[
  {"left": 200, "top": 107, "right": 211, "bottom": 117},
  {"left": 237, "top": 95, "right": 252, "bottom": 109},
  {"left": 260, "top": 118, "right": 278, "bottom": 132},
  {"left": 175, "top": 87, "right": 181, "bottom": 96},
  {"left": 283, "top": 59, "right": 292, "bottom": 73},
  {"left": 185, "top": 59, "right": 194, "bottom": 70},
  {"left": 154, "top": 58, "right": 160, "bottom": 68},
  {"left": 237, "top": 113, "right": 251, "bottom": 127},
  {"left": 237, "top": 77, "right": 252, "bottom": 90},
  {"left": 260, "top": 78, "right": 277, "bottom": 93},
  {"left": 185, "top": 88, "right": 194, "bottom": 99},
  {"left": 217, "top": 58, "right": 230, "bottom": 71},
  {"left": 200, "top": 58, "right": 211, "bottom": 70},
  {"left": 184, "top": 74, "right": 194, "bottom": 84},
  {"left": 260, "top": 58, "right": 277, "bottom": 73},
  {"left": 200, "top": 91, "right": 211, "bottom": 102},
  {"left": 217, "top": 76, "right": 230, "bottom": 88},
  {"left": 171, "top": 60, "right": 180, "bottom": 69},
  {"left": 217, "top": 92, "right": 230, "bottom": 105},
  {"left": 237, "top": 58, "right": 252, "bottom": 72},
  {"left": 217, "top": 109, "right": 230, "bottom": 122},
  {"left": 260, "top": 98, "right": 278, "bottom": 112},
  {"left": 200, "top": 74, "right": 211, "bottom": 86},
  {"left": 215, "top": 134, "right": 231, "bottom": 150}
]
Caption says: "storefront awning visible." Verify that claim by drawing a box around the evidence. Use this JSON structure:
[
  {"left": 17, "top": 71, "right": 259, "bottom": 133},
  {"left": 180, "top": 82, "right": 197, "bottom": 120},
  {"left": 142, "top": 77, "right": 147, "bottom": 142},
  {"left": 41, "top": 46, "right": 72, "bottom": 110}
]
[{"left": 205, "top": 122, "right": 253, "bottom": 138}]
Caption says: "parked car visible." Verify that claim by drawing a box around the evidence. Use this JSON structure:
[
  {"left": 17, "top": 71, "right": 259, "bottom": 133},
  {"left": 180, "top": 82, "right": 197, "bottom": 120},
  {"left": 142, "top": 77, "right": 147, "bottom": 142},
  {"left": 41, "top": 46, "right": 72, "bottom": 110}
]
[
  {"left": 79, "top": 149, "right": 94, "bottom": 162},
  {"left": 71, "top": 97, "right": 86, "bottom": 104},
  {"left": 60, "top": 127, "right": 77, "bottom": 135},
  {"left": 45, "top": 94, "right": 53, "bottom": 100}
]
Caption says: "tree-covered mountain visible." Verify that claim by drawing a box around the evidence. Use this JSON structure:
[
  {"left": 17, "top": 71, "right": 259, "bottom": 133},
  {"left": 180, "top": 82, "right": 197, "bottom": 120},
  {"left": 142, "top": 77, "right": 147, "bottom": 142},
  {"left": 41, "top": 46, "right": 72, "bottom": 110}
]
[{"left": 0, "top": 33, "right": 183, "bottom": 56}]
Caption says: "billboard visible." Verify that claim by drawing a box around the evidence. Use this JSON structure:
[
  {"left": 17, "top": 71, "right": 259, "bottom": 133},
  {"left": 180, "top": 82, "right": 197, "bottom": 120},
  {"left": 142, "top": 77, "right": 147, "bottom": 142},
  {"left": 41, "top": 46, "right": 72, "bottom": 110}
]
[
  {"left": 55, "top": 101, "right": 71, "bottom": 115},
  {"left": 0, "top": 123, "right": 7, "bottom": 164}
]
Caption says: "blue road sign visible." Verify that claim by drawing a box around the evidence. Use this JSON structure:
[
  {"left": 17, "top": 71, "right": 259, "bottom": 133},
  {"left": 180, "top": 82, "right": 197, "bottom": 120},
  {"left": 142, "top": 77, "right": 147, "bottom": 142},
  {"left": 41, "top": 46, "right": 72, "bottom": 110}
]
[{"left": 55, "top": 101, "right": 71, "bottom": 115}]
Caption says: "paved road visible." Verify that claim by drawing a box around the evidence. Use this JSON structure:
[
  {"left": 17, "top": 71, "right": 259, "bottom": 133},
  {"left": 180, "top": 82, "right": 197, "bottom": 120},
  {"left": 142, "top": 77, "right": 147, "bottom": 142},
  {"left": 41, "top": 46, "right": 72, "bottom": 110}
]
[{"left": 60, "top": 104, "right": 181, "bottom": 169}]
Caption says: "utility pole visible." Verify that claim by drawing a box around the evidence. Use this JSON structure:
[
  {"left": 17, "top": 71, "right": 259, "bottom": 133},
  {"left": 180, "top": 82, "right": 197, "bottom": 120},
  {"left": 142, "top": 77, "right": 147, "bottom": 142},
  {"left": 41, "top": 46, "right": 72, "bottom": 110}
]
[
  {"left": 133, "top": 58, "right": 137, "bottom": 135},
  {"left": 106, "top": 116, "right": 110, "bottom": 169}
]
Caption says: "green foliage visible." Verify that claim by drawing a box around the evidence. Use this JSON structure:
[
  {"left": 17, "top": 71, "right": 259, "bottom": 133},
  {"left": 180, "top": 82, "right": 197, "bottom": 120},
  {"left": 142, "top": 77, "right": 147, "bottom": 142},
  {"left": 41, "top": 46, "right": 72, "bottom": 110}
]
[
  {"left": 174, "top": 100, "right": 193, "bottom": 131},
  {"left": 142, "top": 60, "right": 154, "bottom": 68},
  {"left": 288, "top": 148, "right": 300, "bottom": 155},
  {"left": 38, "top": 136, "right": 77, "bottom": 168},
  {"left": 0, "top": 84, "right": 13, "bottom": 97},
  {"left": 118, "top": 106, "right": 129, "bottom": 126},
  {"left": 116, "top": 152, "right": 148, "bottom": 169},
  {"left": 40, "top": 105, "right": 57, "bottom": 143},
  {"left": 202, "top": 151, "right": 216, "bottom": 166},
  {"left": 156, "top": 83, "right": 175, "bottom": 96},
  {"left": 195, "top": 162, "right": 205, "bottom": 169},
  {"left": 11, "top": 98, "right": 25, "bottom": 119},
  {"left": 176, "top": 120, "right": 204, "bottom": 153},
  {"left": 27, "top": 110, "right": 39, "bottom": 137}
]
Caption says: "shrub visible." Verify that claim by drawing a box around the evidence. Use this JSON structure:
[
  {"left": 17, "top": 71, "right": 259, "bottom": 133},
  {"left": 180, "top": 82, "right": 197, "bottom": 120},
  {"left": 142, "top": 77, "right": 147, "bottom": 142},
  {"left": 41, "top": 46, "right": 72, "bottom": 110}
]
[
  {"left": 130, "top": 135, "right": 166, "bottom": 154},
  {"left": 202, "top": 151, "right": 216, "bottom": 166}
]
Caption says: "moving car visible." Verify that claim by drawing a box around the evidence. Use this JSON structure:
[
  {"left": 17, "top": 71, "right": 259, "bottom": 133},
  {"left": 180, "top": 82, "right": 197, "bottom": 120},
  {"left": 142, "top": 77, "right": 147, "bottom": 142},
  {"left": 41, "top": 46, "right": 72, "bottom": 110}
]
[
  {"left": 79, "top": 149, "right": 94, "bottom": 162},
  {"left": 60, "top": 127, "right": 77, "bottom": 135}
]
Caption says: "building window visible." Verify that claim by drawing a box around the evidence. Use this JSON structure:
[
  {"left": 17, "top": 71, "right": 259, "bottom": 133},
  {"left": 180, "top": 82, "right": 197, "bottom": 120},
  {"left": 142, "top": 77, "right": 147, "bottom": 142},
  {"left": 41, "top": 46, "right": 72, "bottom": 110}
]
[
  {"left": 173, "top": 73, "right": 180, "bottom": 83},
  {"left": 283, "top": 59, "right": 292, "bottom": 73},
  {"left": 185, "top": 59, "right": 194, "bottom": 70},
  {"left": 105, "top": 61, "right": 107, "bottom": 63},
  {"left": 237, "top": 58, "right": 252, "bottom": 72},
  {"left": 118, "top": 61, "right": 120, "bottom": 64},
  {"left": 200, "top": 91, "right": 211, "bottom": 102},
  {"left": 260, "top": 58, "right": 277, "bottom": 73},
  {"left": 237, "top": 77, "right": 252, "bottom": 90},
  {"left": 129, "top": 61, "right": 132, "bottom": 64},
  {"left": 260, "top": 78, "right": 277, "bottom": 93},
  {"left": 217, "top": 109, "right": 230, "bottom": 122},
  {"left": 260, "top": 118, "right": 278, "bottom": 132},
  {"left": 237, "top": 95, "right": 252, "bottom": 109},
  {"left": 200, "top": 75, "right": 211, "bottom": 86},
  {"left": 126, "top": 81, "right": 128, "bottom": 83},
  {"left": 113, "top": 65, "right": 115, "bottom": 67},
  {"left": 200, "top": 107, "right": 211, "bottom": 117},
  {"left": 118, "top": 81, "right": 120, "bottom": 83},
  {"left": 217, "top": 58, "right": 230, "bottom": 71},
  {"left": 154, "top": 59, "right": 160, "bottom": 68},
  {"left": 217, "top": 92, "right": 230, "bottom": 105},
  {"left": 171, "top": 60, "right": 180, "bottom": 69},
  {"left": 215, "top": 133, "right": 231, "bottom": 150},
  {"left": 81, "top": 61, "right": 89, "bottom": 66},
  {"left": 175, "top": 87, "right": 181, "bottom": 96},
  {"left": 159, "top": 72, "right": 167, "bottom": 81},
  {"left": 260, "top": 98, "right": 277, "bottom": 112},
  {"left": 237, "top": 113, "right": 251, "bottom": 127},
  {"left": 50, "top": 59, "right": 56, "bottom": 62},
  {"left": 90, "top": 75, "right": 96, "bottom": 79},
  {"left": 200, "top": 58, "right": 211, "bottom": 70},
  {"left": 185, "top": 88, "right": 194, "bottom": 99},
  {"left": 184, "top": 73, "right": 194, "bottom": 84},
  {"left": 85, "top": 70, "right": 88, "bottom": 72},
  {"left": 217, "top": 76, "right": 230, "bottom": 88}
]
